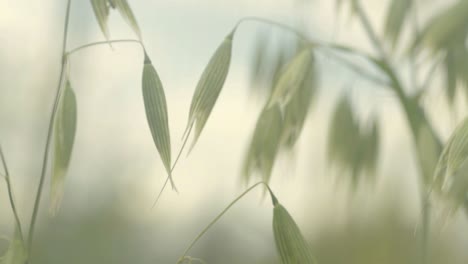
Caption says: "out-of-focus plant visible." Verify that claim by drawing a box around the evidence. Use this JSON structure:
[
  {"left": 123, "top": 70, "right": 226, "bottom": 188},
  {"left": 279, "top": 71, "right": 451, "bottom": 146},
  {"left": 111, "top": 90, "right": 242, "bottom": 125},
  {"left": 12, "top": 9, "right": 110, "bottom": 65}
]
[{"left": 2, "top": 0, "right": 468, "bottom": 264}]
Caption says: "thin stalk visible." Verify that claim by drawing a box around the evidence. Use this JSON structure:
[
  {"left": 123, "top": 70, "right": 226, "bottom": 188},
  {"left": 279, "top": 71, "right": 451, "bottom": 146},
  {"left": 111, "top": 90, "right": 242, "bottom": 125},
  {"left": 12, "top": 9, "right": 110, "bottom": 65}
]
[
  {"left": 421, "top": 192, "right": 430, "bottom": 264},
  {"left": 352, "top": 1, "right": 388, "bottom": 61},
  {"left": 235, "top": 17, "right": 390, "bottom": 88},
  {"left": 67, "top": 39, "right": 144, "bottom": 56},
  {"left": 152, "top": 125, "right": 194, "bottom": 208},
  {"left": 409, "top": 3, "right": 431, "bottom": 261},
  {"left": 235, "top": 17, "right": 309, "bottom": 41},
  {"left": 409, "top": 0, "right": 420, "bottom": 94},
  {"left": 319, "top": 48, "right": 390, "bottom": 87},
  {"left": 27, "top": 0, "right": 72, "bottom": 254},
  {"left": 420, "top": 57, "right": 442, "bottom": 92},
  {"left": 0, "top": 145, "right": 26, "bottom": 245},
  {"left": 177, "top": 181, "right": 275, "bottom": 263},
  {"left": 353, "top": 2, "right": 437, "bottom": 264}
]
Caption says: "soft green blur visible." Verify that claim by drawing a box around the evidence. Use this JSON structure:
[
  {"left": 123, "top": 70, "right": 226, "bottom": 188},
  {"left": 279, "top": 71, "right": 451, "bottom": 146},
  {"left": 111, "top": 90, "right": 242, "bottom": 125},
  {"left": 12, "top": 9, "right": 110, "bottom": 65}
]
[{"left": 1, "top": 0, "right": 468, "bottom": 264}]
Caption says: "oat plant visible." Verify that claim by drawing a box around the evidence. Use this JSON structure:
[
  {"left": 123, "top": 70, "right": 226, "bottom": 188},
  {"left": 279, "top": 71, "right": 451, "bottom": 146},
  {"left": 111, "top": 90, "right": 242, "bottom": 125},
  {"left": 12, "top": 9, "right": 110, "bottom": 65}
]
[{"left": 2, "top": 0, "right": 468, "bottom": 264}]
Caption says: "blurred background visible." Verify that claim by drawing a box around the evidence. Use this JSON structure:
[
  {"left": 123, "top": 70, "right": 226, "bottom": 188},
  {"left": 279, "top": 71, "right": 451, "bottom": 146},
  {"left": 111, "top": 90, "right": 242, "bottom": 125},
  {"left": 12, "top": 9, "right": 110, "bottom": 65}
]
[{"left": 1, "top": 0, "right": 468, "bottom": 263}]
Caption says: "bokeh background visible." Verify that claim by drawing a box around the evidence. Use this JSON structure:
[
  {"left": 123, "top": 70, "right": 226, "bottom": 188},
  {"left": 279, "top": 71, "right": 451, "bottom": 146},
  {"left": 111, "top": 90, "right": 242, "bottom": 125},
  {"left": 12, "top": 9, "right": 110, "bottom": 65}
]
[{"left": 1, "top": 0, "right": 468, "bottom": 263}]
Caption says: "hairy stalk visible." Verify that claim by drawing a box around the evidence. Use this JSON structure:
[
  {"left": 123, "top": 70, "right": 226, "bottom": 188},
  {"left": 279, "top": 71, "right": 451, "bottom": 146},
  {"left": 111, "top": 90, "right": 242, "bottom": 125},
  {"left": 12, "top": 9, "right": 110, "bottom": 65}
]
[
  {"left": 0, "top": 145, "right": 26, "bottom": 245},
  {"left": 67, "top": 39, "right": 144, "bottom": 56},
  {"left": 353, "top": 2, "right": 439, "bottom": 264},
  {"left": 27, "top": 0, "right": 72, "bottom": 255},
  {"left": 177, "top": 182, "right": 276, "bottom": 263}
]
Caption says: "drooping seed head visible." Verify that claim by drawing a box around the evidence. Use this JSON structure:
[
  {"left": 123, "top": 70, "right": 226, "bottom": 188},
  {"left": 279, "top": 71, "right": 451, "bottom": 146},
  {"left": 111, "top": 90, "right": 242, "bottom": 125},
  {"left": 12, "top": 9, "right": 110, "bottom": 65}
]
[{"left": 273, "top": 203, "right": 316, "bottom": 264}]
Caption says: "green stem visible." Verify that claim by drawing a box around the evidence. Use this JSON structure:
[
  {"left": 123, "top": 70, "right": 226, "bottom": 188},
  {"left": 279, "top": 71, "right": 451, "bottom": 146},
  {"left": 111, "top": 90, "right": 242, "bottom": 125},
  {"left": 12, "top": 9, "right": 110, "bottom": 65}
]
[
  {"left": 235, "top": 17, "right": 390, "bottom": 88},
  {"left": 177, "top": 182, "right": 276, "bottom": 263},
  {"left": 234, "top": 17, "right": 309, "bottom": 41},
  {"left": 27, "top": 0, "right": 72, "bottom": 255},
  {"left": 353, "top": 1, "right": 388, "bottom": 60},
  {"left": 152, "top": 125, "right": 194, "bottom": 208},
  {"left": 319, "top": 47, "right": 390, "bottom": 87},
  {"left": 0, "top": 145, "right": 26, "bottom": 245},
  {"left": 409, "top": 3, "right": 431, "bottom": 262},
  {"left": 353, "top": 2, "right": 438, "bottom": 264},
  {"left": 421, "top": 192, "right": 430, "bottom": 264},
  {"left": 67, "top": 39, "right": 144, "bottom": 56},
  {"left": 420, "top": 57, "right": 442, "bottom": 92}
]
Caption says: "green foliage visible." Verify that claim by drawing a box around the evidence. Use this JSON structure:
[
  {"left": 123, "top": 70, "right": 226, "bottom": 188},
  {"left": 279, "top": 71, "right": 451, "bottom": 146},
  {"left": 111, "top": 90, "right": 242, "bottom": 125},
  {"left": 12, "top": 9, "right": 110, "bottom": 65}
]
[
  {"left": 327, "top": 96, "right": 380, "bottom": 184},
  {"left": 273, "top": 202, "right": 316, "bottom": 264},
  {"left": 415, "top": 123, "right": 441, "bottom": 184},
  {"left": 384, "top": 0, "right": 412, "bottom": 47},
  {"left": 243, "top": 105, "right": 284, "bottom": 183},
  {"left": 184, "top": 33, "right": 234, "bottom": 152},
  {"left": 90, "top": 0, "right": 141, "bottom": 41},
  {"left": 280, "top": 58, "right": 316, "bottom": 149},
  {"left": 51, "top": 79, "right": 77, "bottom": 216},
  {"left": 244, "top": 42, "right": 316, "bottom": 183},
  {"left": 90, "top": 0, "right": 111, "bottom": 41},
  {"left": 5, "top": 1, "right": 468, "bottom": 263},
  {"left": 142, "top": 53, "right": 175, "bottom": 190},
  {"left": 433, "top": 117, "right": 468, "bottom": 213},
  {"left": 415, "top": 0, "right": 468, "bottom": 104},
  {"left": 112, "top": 0, "right": 142, "bottom": 39},
  {"left": 267, "top": 47, "right": 314, "bottom": 109},
  {"left": 416, "top": 1, "right": 468, "bottom": 52},
  {"left": 444, "top": 41, "right": 468, "bottom": 103},
  {"left": 249, "top": 31, "right": 294, "bottom": 96}
]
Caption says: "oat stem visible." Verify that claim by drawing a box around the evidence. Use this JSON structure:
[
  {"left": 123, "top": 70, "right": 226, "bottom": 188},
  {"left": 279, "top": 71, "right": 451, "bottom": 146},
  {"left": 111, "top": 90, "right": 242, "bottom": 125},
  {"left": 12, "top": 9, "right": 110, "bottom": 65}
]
[
  {"left": 28, "top": 0, "right": 72, "bottom": 256},
  {"left": 0, "top": 145, "right": 26, "bottom": 245},
  {"left": 177, "top": 182, "right": 276, "bottom": 263}
]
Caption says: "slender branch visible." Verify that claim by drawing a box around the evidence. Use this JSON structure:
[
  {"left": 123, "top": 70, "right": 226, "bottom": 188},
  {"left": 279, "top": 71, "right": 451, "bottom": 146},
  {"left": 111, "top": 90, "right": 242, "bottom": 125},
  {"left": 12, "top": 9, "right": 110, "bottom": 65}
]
[
  {"left": 67, "top": 39, "right": 144, "bottom": 56},
  {"left": 28, "top": 0, "right": 72, "bottom": 254},
  {"left": 0, "top": 145, "right": 26, "bottom": 245},
  {"left": 177, "top": 181, "right": 276, "bottom": 263}
]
